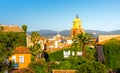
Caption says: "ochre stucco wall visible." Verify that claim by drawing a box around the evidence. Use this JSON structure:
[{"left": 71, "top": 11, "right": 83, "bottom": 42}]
[
  {"left": 9, "top": 53, "right": 31, "bottom": 69},
  {"left": 98, "top": 35, "right": 120, "bottom": 43}
]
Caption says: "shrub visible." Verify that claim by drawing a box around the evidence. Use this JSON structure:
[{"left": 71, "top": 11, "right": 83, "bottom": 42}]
[
  {"left": 103, "top": 39, "right": 120, "bottom": 69},
  {"left": 14, "top": 68, "right": 35, "bottom": 73},
  {"left": 77, "top": 61, "right": 108, "bottom": 73},
  {"left": 31, "top": 55, "right": 35, "bottom": 62},
  {"left": 48, "top": 47, "right": 81, "bottom": 62},
  {"left": 58, "top": 61, "right": 71, "bottom": 70},
  {"left": 48, "top": 46, "right": 96, "bottom": 62},
  {"left": 48, "top": 61, "right": 72, "bottom": 72},
  {"left": 28, "top": 59, "right": 47, "bottom": 73},
  {"left": 47, "top": 61, "right": 59, "bottom": 73},
  {"left": 48, "top": 50, "right": 64, "bottom": 61}
]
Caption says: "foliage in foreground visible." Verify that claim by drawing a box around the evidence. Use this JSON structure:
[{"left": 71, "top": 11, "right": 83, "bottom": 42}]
[
  {"left": 14, "top": 68, "right": 35, "bottom": 73},
  {"left": 73, "top": 33, "right": 93, "bottom": 57},
  {"left": 0, "top": 32, "right": 26, "bottom": 72},
  {"left": 48, "top": 50, "right": 64, "bottom": 61},
  {"left": 48, "top": 57, "right": 108, "bottom": 73},
  {"left": 28, "top": 59, "right": 47, "bottom": 73},
  {"left": 48, "top": 46, "right": 96, "bottom": 62},
  {"left": 77, "top": 61, "right": 108, "bottom": 73},
  {"left": 103, "top": 38, "right": 120, "bottom": 70}
]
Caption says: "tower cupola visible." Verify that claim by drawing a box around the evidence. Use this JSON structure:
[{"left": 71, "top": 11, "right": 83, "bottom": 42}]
[
  {"left": 73, "top": 14, "right": 82, "bottom": 29},
  {"left": 71, "top": 15, "right": 84, "bottom": 38}
]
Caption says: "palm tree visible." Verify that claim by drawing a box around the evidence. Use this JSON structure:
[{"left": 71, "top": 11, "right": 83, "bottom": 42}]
[
  {"left": 30, "top": 32, "right": 40, "bottom": 45},
  {"left": 22, "top": 24, "right": 27, "bottom": 33},
  {"left": 73, "top": 33, "right": 92, "bottom": 57},
  {"left": 30, "top": 32, "right": 42, "bottom": 60},
  {"left": 29, "top": 43, "right": 42, "bottom": 59}
]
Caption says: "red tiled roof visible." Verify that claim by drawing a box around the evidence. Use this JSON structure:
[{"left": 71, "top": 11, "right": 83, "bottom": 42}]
[
  {"left": 46, "top": 44, "right": 71, "bottom": 53},
  {"left": 14, "top": 46, "right": 31, "bottom": 54}
]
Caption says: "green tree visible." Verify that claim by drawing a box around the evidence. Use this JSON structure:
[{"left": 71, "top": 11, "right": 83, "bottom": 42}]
[
  {"left": 0, "top": 32, "right": 26, "bottom": 72},
  {"left": 47, "top": 61, "right": 59, "bottom": 73},
  {"left": 14, "top": 32, "right": 27, "bottom": 46},
  {"left": 77, "top": 61, "right": 108, "bottom": 73},
  {"left": 22, "top": 24, "right": 27, "bottom": 33},
  {"left": 29, "top": 43, "right": 42, "bottom": 59},
  {"left": 103, "top": 38, "right": 120, "bottom": 70},
  {"left": 5, "top": 32, "right": 26, "bottom": 48},
  {"left": 85, "top": 46, "right": 96, "bottom": 61},
  {"left": 73, "top": 33, "right": 92, "bottom": 57},
  {"left": 30, "top": 32, "right": 42, "bottom": 60},
  {"left": 28, "top": 59, "right": 47, "bottom": 73}
]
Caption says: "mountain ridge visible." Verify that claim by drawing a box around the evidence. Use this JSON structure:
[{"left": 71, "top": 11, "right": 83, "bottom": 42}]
[{"left": 28, "top": 30, "right": 120, "bottom": 37}]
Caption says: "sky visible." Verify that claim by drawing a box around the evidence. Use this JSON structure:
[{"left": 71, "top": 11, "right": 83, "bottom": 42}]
[{"left": 0, "top": 0, "right": 120, "bottom": 32}]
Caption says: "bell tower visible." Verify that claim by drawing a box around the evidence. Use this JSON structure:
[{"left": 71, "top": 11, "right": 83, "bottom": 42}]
[{"left": 71, "top": 15, "right": 84, "bottom": 38}]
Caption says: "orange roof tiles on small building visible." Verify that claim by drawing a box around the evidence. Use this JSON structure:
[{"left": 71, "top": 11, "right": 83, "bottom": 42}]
[
  {"left": 0, "top": 25, "right": 24, "bottom": 32},
  {"left": 14, "top": 46, "right": 31, "bottom": 54},
  {"left": 39, "top": 37, "right": 47, "bottom": 41},
  {"left": 46, "top": 44, "right": 71, "bottom": 53}
]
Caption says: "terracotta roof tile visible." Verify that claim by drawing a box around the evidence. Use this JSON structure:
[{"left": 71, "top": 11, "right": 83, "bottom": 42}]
[
  {"left": 46, "top": 44, "right": 71, "bottom": 53},
  {"left": 14, "top": 46, "right": 31, "bottom": 54}
]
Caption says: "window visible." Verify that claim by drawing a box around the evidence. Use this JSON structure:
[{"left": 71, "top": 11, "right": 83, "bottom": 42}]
[
  {"left": 12, "top": 56, "right": 16, "bottom": 63},
  {"left": 63, "top": 51, "right": 70, "bottom": 58},
  {"left": 19, "top": 56, "right": 24, "bottom": 63},
  {"left": 73, "top": 31, "right": 75, "bottom": 36},
  {"left": 77, "top": 52, "right": 82, "bottom": 56}
]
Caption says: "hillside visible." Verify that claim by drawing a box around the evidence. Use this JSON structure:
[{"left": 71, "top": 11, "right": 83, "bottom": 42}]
[{"left": 28, "top": 30, "right": 120, "bottom": 37}]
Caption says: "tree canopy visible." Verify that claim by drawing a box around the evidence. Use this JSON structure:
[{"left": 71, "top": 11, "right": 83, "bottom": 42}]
[
  {"left": 22, "top": 24, "right": 27, "bottom": 33},
  {"left": 73, "top": 33, "right": 93, "bottom": 57},
  {"left": 103, "top": 38, "right": 120, "bottom": 70},
  {"left": 30, "top": 32, "right": 42, "bottom": 59},
  {"left": 0, "top": 32, "right": 26, "bottom": 62},
  {"left": 0, "top": 32, "right": 26, "bottom": 72},
  {"left": 77, "top": 61, "right": 108, "bottom": 73}
]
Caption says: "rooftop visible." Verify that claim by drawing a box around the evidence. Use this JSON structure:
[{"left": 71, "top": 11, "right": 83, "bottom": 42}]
[
  {"left": 0, "top": 24, "right": 24, "bottom": 32},
  {"left": 14, "top": 46, "right": 31, "bottom": 54}
]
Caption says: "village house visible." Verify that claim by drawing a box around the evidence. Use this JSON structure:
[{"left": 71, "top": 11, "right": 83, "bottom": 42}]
[
  {"left": 0, "top": 24, "right": 24, "bottom": 32},
  {"left": 0, "top": 24, "right": 31, "bottom": 69},
  {"left": 9, "top": 46, "right": 31, "bottom": 69},
  {"left": 27, "top": 15, "right": 84, "bottom": 53},
  {"left": 96, "top": 35, "right": 120, "bottom": 62}
]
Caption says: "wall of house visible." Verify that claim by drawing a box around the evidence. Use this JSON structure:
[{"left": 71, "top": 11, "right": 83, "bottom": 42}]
[
  {"left": 9, "top": 54, "right": 31, "bottom": 69},
  {"left": 26, "top": 35, "right": 34, "bottom": 47},
  {"left": 98, "top": 35, "right": 120, "bottom": 42},
  {"left": 95, "top": 45, "right": 105, "bottom": 62}
]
